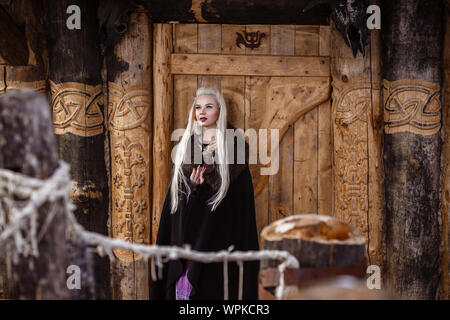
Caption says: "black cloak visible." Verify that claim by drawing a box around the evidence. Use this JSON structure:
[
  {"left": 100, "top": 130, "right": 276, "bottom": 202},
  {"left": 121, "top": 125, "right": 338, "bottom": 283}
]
[{"left": 150, "top": 129, "right": 259, "bottom": 300}]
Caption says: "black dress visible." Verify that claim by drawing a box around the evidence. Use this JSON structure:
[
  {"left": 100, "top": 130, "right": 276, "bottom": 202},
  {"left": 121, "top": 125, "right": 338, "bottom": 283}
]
[{"left": 149, "top": 132, "right": 259, "bottom": 300}]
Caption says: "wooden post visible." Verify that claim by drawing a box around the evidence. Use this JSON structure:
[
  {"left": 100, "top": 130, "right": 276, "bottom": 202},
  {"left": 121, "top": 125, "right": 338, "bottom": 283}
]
[
  {"left": 443, "top": 0, "right": 450, "bottom": 300},
  {"left": 152, "top": 23, "right": 173, "bottom": 245},
  {"left": 330, "top": 16, "right": 384, "bottom": 268},
  {"left": 48, "top": 0, "right": 109, "bottom": 299},
  {"left": 381, "top": 0, "right": 444, "bottom": 299},
  {"left": 0, "top": 90, "right": 68, "bottom": 299},
  {"left": 106, "top": 6, "right": 153, "bottom": 300}
]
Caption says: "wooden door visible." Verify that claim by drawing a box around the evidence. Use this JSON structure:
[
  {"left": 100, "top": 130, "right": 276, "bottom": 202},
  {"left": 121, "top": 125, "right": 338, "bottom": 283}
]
[{"left": 153, "top": 23, "right": 331, "bottom": 244}]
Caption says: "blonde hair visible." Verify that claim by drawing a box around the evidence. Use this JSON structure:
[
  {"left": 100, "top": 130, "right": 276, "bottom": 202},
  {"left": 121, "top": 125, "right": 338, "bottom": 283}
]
[{"left": 170, "top": 87, "right": 230, "bottom": 214}]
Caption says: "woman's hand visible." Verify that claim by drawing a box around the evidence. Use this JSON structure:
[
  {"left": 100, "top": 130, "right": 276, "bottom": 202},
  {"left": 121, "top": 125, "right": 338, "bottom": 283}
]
[{"left": 190, "top": 165, "right": 206, "bottom": 188}]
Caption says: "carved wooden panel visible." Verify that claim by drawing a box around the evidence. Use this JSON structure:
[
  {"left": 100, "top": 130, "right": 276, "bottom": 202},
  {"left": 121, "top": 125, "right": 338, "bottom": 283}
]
[{"left": 332, "top": 78, "right": 382, "bottom": 245}]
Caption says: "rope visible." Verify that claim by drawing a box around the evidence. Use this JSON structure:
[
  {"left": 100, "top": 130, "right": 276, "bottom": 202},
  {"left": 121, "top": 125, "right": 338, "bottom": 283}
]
[{"left": 0, "top": 161, "right": 299, "bottom": 299}]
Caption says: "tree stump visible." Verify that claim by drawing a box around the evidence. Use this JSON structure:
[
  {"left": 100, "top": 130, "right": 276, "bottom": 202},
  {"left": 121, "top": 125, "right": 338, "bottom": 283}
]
[{"left": 259, "top": 214, "right": 366, "bottom": 299}]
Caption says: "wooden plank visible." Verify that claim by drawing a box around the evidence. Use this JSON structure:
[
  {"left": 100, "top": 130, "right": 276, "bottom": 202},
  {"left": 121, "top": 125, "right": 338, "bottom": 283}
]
[
  {"left": 174, "top": 23, "right": 197, "bottom": 53},
  {"left": 255, "top": 183, "right": 269, "bottom": 248},
  {"left": 173, "top": 75, "right": 197, "bottom": 130},
  {"left": 198, "top": 24, "right": 221, "bottom": 53},
  {"left": 267, "top": 25, "right": 296, "bottom": 225},
  {"left": 245, "top": 76, "right": 270, "bottom": 197},
  {"left": 198, "top": 24, "right": 221, "bottom": 90},
  {"left": 221, "top": 24, "right": 246, "bottom": 54},
  {"left": 270, "top": 25, "right": 295, "bottom": 56},
  {"left": 295, "top": 26, "right": 320, "bottom": 56},
  {"left": 269, "top": 125, "right": 294, "bottom": 223},
  {"left": 221, "top": 76, "right": 245, "bottom": 129},
  {"left": 245, "top": 77, "right": 270, "bottom": 130},
  {"left": 171, "top": 53, "right": 330, "bottom": 77},
  {"left": 152, "top": 23, "right": 173, "bottom": 249},
  {"left": 319, "top": 25, "right": 331, "bottom": 56},
  {"left": 317, "top": 100, "right": 332, "bottom": 216},
  {"left": 293, "top": 108, "right": 318, "bottom": 214},
  {"left": 245, "top": 25, "right": 270, "bottom": 55},
  {"left": 244, "top": 74, "right": 269, "bottom": 244},
  {"left": 198, "top": 75, "right": 221, "bottom": 91}
]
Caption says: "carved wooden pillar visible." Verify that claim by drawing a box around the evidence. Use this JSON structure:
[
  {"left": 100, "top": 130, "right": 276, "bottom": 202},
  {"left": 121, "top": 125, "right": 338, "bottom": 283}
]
[
  {"left": 48, "top": 0, "right": 109, "bottom": 299},
  {"left": 331, "top": 21, "right": 383, "bottom": 268},
  {"left": 381, "top": 0, "right": 444, "bottom": 299},
  {"left": 107, "top": 7, "right": 152, "bottom": 300}
]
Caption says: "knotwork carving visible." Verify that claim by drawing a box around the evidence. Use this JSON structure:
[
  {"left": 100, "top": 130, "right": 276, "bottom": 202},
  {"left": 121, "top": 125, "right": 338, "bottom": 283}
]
[
  {"left": 50, "top": 81, "right": 104, "bottom": 136},
  {"left": 109, "top": 81, "right": 151, "bottom": 262},
  {"left": 332, "top": 78, "right": 377, "bottom": 237},
  {"left": 383, "top": 79, "right": 441, "bottom": 135},
  {"left": 108, "top": 81, "right": 151, "bottom": 132}
]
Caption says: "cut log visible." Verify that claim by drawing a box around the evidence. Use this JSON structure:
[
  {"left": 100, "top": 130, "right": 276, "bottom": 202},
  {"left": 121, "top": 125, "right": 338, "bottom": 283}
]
[
  {"left": 259, "top": 214, "right": 366, "bottom": 298},
  {"left": 48, "top": 0, "right": 109, "bottom": 299},
  {"left": 381, "top": 0, "right": 443, "bottom": 299},
  {"left": 0, "top": 90, "right": 68, "bottom": 299}
]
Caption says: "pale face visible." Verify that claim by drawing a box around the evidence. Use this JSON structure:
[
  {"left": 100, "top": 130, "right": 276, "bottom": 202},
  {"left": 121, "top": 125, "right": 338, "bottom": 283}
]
[{"left": 194, "top": 95, "right": 220, "bottom": 129}]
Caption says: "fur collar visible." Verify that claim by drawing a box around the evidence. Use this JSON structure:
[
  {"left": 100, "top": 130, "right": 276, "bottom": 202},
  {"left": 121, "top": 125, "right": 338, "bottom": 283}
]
[{"left": 181, "top": 125, "right": 249, "bottom": 193}]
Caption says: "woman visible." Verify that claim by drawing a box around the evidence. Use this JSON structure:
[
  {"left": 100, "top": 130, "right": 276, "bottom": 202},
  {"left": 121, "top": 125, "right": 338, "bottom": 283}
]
[{"left": 150, "top": 87, "right": 259, "bottom": 300}]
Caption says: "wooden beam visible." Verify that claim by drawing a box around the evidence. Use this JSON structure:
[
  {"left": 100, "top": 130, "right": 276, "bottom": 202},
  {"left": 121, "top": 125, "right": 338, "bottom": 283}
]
[
  {"left": 0, "top": 5, "right": 29, "bottom": 65},
  {"left": 382, "top": 0, "right": 443, "bottom": 299},
  {"left": 152, "top": 23, "right": 173, "bottom": 245},
  {"left": 171, "top": 54, "right": 330, "bottom": 77},
  {"left": 48, "top": 0, "right": 109, "bottom": 299},
  {"left": 143, "top": 0, "right": 330, "bottom": 25},
  {"left": 108, "top": 6, "right": 152, "bottom": 300},
  {"left": 442, "top": 0, "right": 450, "bottom": 300}
]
